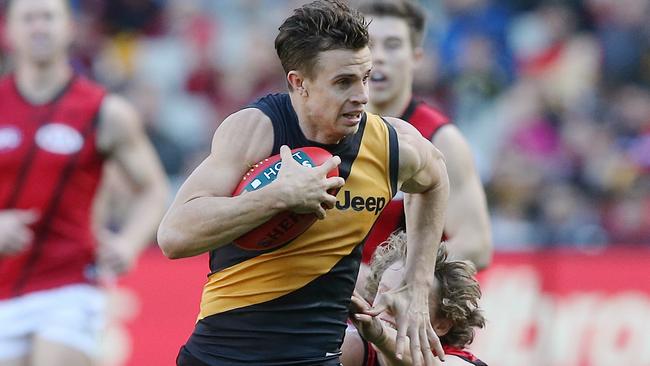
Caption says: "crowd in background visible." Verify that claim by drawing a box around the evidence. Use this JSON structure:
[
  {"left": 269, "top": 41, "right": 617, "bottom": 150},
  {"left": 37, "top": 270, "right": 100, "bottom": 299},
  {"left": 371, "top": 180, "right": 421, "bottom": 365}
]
[{"left": 2, "top": 0, "right": 649, "bottom": 248}]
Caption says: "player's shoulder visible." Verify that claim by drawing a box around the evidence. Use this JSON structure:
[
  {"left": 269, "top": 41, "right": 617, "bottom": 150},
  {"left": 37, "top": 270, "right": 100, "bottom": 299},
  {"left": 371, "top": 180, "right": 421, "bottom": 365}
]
[
  {"left": 211, "top": 107, "right": 274, "bottom": 160},
  {"left": 99, "top": 93, "right": 137, "bottom": 124},
  {"left": 221, "top": 107, "right": 273, "bottom": 134}
]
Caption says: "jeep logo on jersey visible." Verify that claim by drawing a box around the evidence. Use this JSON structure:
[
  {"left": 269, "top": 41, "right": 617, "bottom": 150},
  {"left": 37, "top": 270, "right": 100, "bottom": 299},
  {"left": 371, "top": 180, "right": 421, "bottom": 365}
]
[
  {"left": 0, "top": 127, "right": 21, "bottom": 151},
  {"left": 336, "top": 190, "right": 386, "bottom": 215},
  {"left": 35, "top": 123, "right": 84, "bottom": 155}
]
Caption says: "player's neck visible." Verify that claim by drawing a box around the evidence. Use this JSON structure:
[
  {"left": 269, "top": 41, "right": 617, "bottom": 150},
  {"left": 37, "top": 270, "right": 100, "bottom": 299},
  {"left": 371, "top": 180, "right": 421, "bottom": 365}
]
[
  {"left": 369, "top": 89, "right": 412, "bottom": 118},
  {"left": 14, "top": 60, "right": 73, "bottom": 105}
]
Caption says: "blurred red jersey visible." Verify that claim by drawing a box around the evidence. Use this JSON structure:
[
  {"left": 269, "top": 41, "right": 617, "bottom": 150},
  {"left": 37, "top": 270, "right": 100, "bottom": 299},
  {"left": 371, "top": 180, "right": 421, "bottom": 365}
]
[
  {"left": 0, "top": 74, "right": 106, "bottom": 299},
  {"left": 362, "top": 100, "right": 450, "bottom": 263}
]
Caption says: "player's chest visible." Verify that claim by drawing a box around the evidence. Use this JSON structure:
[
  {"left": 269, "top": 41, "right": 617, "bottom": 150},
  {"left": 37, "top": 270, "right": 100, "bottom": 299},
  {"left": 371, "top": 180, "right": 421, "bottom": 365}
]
[{"left": 0, "top": 118, "right": 92, "bottom": 174}]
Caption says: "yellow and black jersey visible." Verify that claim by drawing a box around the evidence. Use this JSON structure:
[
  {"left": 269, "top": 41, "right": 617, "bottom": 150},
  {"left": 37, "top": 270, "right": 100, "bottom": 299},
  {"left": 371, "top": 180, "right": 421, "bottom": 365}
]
[{"left": 182, "top": 93, "right": 399, "bottom": 366}]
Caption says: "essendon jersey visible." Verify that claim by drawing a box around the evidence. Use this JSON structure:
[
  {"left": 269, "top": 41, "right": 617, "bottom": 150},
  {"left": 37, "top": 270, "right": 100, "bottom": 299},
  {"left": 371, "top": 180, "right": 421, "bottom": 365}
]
[
  {"left": 0, "top": 74, "right": 106, "bottom": 298},
  {"left": 362, "top": 99, "right": 450, "bottom": 263}
]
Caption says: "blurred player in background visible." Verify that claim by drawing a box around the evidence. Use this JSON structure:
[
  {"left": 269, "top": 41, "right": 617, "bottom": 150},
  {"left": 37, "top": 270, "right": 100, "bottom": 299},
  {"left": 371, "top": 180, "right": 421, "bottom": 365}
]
[
  {"left": 342, "top": 232, "right": 487, "bottom": 366},
  {"left": 354, "top": 0, "right": 492, "bottom": 298},
  {"left": 158, "top": 1, "right": 449, "bottom": 365},
  {"left": 0, "top": 0, "right": 168, "bottom": 365}
]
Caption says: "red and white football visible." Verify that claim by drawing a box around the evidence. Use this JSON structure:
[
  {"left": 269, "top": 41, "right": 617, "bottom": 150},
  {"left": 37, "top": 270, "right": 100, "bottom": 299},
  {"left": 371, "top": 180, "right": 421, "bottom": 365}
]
[{"left": 232, "top": 147, "right": 339, "bottom": 251}]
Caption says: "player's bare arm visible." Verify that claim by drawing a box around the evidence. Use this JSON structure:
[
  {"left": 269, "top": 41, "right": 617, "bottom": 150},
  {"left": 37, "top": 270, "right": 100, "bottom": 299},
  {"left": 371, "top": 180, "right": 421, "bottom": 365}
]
[
  {"left": 96, "top": 94, "right": 169, "bottom": 274},
  {"left": 433, "top": 126, "right": 492, "bottom": 270},
  {"left": 157, "top": 108, "right": 344, "bottom": 259},
  {"left": 367, "top": 116, "right": 449, "bottom": 366}
]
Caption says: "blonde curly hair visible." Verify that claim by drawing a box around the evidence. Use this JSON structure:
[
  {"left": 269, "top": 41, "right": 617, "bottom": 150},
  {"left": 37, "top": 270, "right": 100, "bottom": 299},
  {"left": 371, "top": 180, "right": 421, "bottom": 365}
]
[{"left": 365, "top": 231, "right": 485, "bottom": 348}]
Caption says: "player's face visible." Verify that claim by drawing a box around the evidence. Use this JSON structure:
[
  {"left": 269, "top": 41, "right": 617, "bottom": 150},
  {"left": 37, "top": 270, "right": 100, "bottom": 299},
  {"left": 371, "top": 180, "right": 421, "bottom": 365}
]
[
  {"left": 368, "top": 16, "right": 417, "bottom": 107},
  {"left": 301, "top": 47, "right": 371, "bottom": 141},
  {"left": 375, "top": 260, "right": 440, "bottom": 330},
  {"left": 7, "top": 0, "right": 72, "bottom": 65}
]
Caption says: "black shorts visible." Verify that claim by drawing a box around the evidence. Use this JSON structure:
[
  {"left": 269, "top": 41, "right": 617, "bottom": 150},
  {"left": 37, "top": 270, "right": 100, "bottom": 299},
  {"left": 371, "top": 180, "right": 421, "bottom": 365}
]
[{"left": 176, "top": 346, "right": 342, "bottom": 366}]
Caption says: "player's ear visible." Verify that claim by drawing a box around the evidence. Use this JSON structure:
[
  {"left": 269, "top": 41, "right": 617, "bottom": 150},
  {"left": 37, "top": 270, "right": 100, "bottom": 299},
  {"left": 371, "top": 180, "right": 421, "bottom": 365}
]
[
  {"left": 287, "top": 71, "right": 307, "bottom": 96},
  {"left": 432, "top": 318, "right": 453, "bottom": 337},
  {"left": 413, "top": 46, "right": 425, "bottom": 67}
]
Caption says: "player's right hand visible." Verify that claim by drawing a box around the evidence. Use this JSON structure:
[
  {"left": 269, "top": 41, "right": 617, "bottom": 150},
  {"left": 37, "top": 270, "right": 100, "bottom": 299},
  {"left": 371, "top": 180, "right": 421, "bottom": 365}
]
[
  {"left": 349, "top": 291, "right": 388, "bottom": 345},
  {"left": 275, "top": 145, "right": 345, "bottom": 219},
  {"left": 0, "top": 209, "right": 39, "bottom": 255}
]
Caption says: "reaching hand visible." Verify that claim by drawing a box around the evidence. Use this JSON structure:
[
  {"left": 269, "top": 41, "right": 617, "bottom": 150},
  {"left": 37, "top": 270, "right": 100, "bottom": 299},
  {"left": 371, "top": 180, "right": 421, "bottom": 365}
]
[
  {"left": 96, "top": 229, "right": 139, "bottom": 279},
  {"left": 365, "top": 282, "right": 445, "bottom": 366},
  {"left": 275, "top": 145, "right": 345, "bottom": 219},
  {"left": 349, "top": 291, "right": 387, "bottom": 345},
  {"left": 0, "top": 209, "right": 39, "bottom": 256}
]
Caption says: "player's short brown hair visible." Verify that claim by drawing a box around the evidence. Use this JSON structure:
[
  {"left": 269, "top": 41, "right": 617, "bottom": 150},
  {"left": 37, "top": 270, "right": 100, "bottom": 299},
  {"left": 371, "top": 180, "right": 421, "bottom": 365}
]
[
  {"left": 355, "top": 0, "right": 426, "bottom": 48},
  {"left": 275, "top": 0, "right": 369, "bottom": 88},
  {"left": 366, "top": 231, "right": 486, "bottom": 349}
]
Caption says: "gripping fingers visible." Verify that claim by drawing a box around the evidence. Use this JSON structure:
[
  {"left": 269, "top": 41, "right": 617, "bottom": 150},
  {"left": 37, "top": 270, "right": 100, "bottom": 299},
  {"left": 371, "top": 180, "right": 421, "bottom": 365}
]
[
  {"left": 326, "top": 176, "right": 345, "bottom": 191},
  {"left": 315, "top": 206, "right": 326, "bottom": 220},
  {"left": 428, "top": 325, "right": 445, "bottom": 362},
  {"left": 395, "top": 333, "right": 407, "bottom": 360},
  {"left": 350, "top": 295, "right": 369, "bottom": 313},
  {"left": 321, "top": 193, "right": 337, "bottom": 210},
  {"left": 421, "top": 323, "right": 435, "bottom": 366},
  {"left": 409, "top": 324, "right": 423, "bottom": 366},
  {"left": 317, "top": 155, "right": 341, "bottom": 175}
]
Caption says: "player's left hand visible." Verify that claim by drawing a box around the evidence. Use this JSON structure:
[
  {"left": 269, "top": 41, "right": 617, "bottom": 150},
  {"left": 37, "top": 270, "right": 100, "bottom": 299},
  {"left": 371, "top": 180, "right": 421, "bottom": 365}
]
[
  {"left": 364, "top": 281, "right": 445, "bottom": 366},
  {"left": 96, "top": 229, "right": 138, "bottom": 278}
]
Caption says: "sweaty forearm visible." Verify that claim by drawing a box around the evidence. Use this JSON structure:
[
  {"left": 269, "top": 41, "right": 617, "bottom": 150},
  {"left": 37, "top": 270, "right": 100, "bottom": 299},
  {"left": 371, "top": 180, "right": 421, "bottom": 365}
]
[{"left": 158, "top": 184, "right": 286, "bottom": 258}]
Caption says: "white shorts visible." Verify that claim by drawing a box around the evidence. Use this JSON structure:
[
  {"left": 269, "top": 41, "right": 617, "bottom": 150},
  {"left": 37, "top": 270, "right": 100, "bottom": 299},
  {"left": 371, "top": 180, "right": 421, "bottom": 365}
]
[{"left": 0, "top": 284, "right": 106, "bottom": 360}]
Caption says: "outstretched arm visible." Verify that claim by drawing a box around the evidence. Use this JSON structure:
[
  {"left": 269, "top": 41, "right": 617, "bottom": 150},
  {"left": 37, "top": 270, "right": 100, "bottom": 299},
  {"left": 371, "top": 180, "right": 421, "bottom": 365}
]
[
  {"left": 368, "top": 117, "right": 449, "bottom": 366},
  {"left": 96, "top": 94, "right": 169, "bottom": 274}
]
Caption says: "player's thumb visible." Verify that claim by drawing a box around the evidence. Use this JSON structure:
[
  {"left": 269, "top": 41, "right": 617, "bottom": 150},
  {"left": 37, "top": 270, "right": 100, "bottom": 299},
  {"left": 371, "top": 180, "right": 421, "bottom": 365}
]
[
  {"left": 365, "top": 294, "right": 389, "bottom": 316},
  {"left": 279, "top": 145, "right": 296, "bottom": 166}
]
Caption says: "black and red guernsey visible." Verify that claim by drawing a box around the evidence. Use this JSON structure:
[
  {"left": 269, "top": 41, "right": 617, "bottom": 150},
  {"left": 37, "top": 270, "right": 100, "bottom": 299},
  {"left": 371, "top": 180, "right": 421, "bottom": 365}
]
[
  {"left": 362, "top": 99, "right": 450, "bottom": 263},
  {"left": 0, "top": 74, "right": 106, "bottom": 298}
]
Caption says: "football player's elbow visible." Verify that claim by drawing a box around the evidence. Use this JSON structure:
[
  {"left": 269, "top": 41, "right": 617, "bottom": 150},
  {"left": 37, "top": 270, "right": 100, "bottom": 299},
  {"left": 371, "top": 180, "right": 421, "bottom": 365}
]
[{"left": 157, "top": 224, "right": 189, "bottom": 259}]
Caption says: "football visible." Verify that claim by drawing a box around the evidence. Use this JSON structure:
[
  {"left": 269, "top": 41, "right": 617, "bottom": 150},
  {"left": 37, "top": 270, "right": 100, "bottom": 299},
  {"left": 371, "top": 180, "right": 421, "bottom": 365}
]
[{"left": 232, "top": 147, "right": 339, "bottom": 250}]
